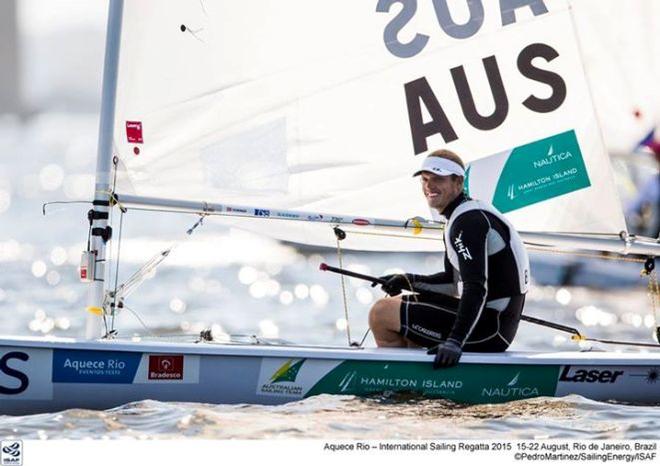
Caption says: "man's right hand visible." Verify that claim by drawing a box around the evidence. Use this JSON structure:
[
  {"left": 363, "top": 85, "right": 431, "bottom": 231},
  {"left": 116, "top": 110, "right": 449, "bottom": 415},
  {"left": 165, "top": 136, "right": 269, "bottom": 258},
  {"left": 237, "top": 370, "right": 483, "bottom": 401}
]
[{"left": 372, "top": 274, "right": 416, "bottom": 296}]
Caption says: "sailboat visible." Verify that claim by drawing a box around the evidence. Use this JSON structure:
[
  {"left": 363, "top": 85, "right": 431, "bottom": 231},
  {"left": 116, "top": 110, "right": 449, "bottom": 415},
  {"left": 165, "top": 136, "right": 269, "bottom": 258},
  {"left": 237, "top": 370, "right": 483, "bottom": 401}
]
[{"left": 3, "top": 0, "right": 660, "bottom": 415}]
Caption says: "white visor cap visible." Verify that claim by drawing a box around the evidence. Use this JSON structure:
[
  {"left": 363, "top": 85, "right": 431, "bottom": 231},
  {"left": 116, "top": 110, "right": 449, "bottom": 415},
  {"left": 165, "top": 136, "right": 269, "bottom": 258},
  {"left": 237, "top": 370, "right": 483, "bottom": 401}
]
[{"left": 413, "top": 156, "right": 465, "bottom": 178}]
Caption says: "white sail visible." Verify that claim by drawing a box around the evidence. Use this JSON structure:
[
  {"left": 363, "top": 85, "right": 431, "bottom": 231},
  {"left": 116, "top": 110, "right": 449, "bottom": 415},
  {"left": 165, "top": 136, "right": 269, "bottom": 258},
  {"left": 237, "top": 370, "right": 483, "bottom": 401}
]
[
  {"left": 570, "top": 0, "right": 660, "bottom": 154},
  {"left": 111, "top": 0, "right": 626, "bottom": 248}
]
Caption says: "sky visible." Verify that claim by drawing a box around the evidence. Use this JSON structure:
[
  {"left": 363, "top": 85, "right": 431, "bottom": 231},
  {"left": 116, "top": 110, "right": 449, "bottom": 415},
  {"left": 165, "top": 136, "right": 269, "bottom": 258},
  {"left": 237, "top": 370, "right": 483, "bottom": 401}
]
[{"left": 18, "top": 0, "right": 106, "bottom": 36}]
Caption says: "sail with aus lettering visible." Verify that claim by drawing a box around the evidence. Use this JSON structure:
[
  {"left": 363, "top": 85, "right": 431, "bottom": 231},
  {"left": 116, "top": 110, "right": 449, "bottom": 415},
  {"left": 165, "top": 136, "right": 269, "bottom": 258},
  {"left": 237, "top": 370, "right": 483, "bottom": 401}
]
[
  {"left": 107, "top": 1, "right": 620, "bottom": 229},
  {"left": 85, "top": 0, "right": 660, "bottom": 322}
]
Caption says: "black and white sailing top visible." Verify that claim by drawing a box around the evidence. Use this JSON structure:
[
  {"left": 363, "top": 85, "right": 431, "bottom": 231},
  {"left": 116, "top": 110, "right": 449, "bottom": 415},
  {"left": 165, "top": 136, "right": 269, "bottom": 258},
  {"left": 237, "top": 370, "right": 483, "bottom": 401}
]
[{"left": 413, "top": 192, "right": 530, "bottom": 345}]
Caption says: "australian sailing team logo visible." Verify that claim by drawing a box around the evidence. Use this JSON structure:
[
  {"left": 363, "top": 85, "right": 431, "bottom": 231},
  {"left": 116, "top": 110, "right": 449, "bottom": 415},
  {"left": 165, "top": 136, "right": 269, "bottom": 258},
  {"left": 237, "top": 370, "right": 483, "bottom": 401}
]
[
  {"left": 258, "top": 359, "right": 306, "bottom": 397},
  {"left": 270, "top": 359, "right": 305, "bottom": 384}
]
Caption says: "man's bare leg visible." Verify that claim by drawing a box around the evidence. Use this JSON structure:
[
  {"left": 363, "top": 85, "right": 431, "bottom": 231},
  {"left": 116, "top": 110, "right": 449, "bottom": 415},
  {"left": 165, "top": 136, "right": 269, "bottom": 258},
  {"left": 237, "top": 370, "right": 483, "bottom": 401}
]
[{"left": 368, "top": 297, "right": 408, "bottom": 347}]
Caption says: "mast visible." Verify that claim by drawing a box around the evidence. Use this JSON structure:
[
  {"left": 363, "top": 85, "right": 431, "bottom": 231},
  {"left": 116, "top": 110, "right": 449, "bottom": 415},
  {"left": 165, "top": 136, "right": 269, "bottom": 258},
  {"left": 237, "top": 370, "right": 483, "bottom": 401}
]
[{"left": 86, "top": 0, "right": 124, "bottom": 339}]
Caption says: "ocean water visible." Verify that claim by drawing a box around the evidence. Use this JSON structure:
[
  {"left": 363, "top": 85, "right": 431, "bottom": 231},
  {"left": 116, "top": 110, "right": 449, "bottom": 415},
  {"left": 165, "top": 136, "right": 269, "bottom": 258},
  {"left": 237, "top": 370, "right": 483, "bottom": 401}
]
[
  {"left": 0, "top": 114, "right": 659, "bottom": 440},
  {"left": 1, "top": 395, "right": 659, "bottom": 440}
]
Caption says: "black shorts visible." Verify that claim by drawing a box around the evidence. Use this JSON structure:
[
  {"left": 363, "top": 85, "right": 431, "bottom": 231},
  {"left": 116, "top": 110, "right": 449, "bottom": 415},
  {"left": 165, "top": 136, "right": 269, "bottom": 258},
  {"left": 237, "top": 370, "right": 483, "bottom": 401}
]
[{"left": 399, "top": 293, "right": 525, "bottom": 351}]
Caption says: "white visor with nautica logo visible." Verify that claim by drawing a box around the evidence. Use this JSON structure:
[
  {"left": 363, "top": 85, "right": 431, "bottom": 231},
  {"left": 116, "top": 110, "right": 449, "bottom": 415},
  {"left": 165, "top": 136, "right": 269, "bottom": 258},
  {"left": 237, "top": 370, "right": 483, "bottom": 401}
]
[{"left": 413, "top": 156, "right": 465, "bottom": 177}]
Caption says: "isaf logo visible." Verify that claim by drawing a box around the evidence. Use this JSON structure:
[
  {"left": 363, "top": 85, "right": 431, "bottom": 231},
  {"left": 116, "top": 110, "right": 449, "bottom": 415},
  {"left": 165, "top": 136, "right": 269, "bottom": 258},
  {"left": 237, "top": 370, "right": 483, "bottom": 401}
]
[
  {"left": 1, "top": 440, "right": 23, "bottom": 466},
  {"left": 0, "top": 352, "right": 29, "bottom": 395}
]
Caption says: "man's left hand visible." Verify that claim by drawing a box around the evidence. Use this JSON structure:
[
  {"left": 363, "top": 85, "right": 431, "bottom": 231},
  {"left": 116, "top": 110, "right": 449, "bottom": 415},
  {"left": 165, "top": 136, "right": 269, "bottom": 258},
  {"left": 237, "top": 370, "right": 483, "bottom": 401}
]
[{"left": 427, "top": 340, "right": 462, "bottom": 369}]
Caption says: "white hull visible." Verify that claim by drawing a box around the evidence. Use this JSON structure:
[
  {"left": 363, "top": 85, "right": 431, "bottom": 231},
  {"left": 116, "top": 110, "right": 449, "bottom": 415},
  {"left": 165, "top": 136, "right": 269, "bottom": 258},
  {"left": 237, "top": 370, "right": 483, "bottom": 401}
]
[{"left": 1, "top": 336, "right": 659, "bottom": 415}]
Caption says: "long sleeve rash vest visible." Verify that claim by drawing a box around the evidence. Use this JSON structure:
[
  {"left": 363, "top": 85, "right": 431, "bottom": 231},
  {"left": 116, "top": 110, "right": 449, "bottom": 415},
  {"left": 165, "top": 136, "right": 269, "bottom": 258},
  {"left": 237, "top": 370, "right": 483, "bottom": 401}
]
[{"left": 410, "top": 193, "right": 530, "bottom": 346}]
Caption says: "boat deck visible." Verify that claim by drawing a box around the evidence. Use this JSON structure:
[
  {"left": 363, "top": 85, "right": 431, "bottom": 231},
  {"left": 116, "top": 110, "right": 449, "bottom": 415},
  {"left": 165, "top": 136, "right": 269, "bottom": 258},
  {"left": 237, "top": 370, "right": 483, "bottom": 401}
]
[{"left": 2, "top": 334, "right": 659, "bottom": 365}]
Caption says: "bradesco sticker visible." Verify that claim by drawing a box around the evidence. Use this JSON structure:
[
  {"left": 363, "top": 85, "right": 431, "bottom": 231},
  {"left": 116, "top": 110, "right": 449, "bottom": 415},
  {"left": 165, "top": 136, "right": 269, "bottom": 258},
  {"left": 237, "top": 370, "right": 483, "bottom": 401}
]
[
  {"left": 306, "top": 361, "right": 559, "bottom": 404},
  {"left": 52, "top": 349, "right": 141, "bottom": 383},
  {"left": 150, "top": 355, "right": 183, "bottom": 380},
  {"left": 465, "top": 130, "right": 590, "bottom": 213},
  {"left": 0, "top": 348, "right": 53, "bottom": 400},
  {"left": 132, "top": 354, "right": 200, "bottom": 384},
  {"left": 256, "top": 358, "right": 342, "bottom": 398}
]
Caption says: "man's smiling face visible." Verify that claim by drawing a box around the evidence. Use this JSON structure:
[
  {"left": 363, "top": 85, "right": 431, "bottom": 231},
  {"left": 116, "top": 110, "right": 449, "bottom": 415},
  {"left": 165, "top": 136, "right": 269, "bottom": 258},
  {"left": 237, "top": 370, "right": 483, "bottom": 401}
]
[{"left": 420, "top": 171, "right": 464, "bottom": 212}]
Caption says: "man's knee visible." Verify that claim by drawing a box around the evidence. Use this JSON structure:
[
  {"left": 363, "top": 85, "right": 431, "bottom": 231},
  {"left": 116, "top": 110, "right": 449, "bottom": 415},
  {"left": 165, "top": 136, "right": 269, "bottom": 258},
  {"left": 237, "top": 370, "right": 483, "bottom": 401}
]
[
  {"left": 368, "top": 298, "right": 387, "bottom": 329},
  {"left": 369, "top": 297, "right": 400, "bottom": 332}
]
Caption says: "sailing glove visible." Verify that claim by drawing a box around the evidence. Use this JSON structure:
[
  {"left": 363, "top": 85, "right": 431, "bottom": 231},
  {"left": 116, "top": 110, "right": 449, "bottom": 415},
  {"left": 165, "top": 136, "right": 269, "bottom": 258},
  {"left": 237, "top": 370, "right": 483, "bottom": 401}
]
[
  {"left": 428, "top": 339, "right": 462, "bottom": 369},
  {"left": 372, "top": 273, "right": 417, "bottom": 296}
]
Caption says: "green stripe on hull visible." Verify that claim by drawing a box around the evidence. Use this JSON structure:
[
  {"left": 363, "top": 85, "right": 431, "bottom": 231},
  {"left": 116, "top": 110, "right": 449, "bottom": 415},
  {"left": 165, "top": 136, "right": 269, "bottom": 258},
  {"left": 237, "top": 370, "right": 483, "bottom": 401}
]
[{"left": 307, "top": 361, "right": 560, "bottom": 404}]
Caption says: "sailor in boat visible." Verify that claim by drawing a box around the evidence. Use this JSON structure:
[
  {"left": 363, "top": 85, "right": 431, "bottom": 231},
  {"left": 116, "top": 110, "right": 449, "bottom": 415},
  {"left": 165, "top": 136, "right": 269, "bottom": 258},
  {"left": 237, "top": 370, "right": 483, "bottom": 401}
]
[
  {"left": 625, "top": 140, "right": 660, "bottom": 238},
  {"left": 368, "top": 150, "right": 530, "bottom": 368}
]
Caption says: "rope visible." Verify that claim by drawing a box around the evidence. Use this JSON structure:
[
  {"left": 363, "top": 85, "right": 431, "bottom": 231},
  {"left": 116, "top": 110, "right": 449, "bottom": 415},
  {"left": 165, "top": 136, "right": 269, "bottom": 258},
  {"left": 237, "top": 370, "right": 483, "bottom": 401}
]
[
  {"left": 105, "top": 157, "right": 121, "bottom": 332},
  {"left": 526, "top": 245, "right": 646, "bottom": 263},
  {"left": 335, "top": 234, "right": 353, "bottom": 346},
  {"left": 110, "top": 208, "right": 125, "bottom": 332},
  {"left": 42, "top": 200, "right": 92, "bottom": 215},
  {"left": 106, "top": 215, "right": 204, "bottom": 313},
  {"left": 122, "top": 305, "right": 159, "bottom": 337},
  {"left": 647, "top": 270, "right": 658, "bottom": 317},
  {"left": 334, "top": 229, "right": 444, "bottom": 242},
  {"left": 574, "top": 334, "right": 660, "bottom": 349},
  {"left": 96, "top": 162, "right": 122, "bottom": 334},
  {"left": 357, "top": 328, "right": 371, "bottom": 347},
  {"left": 526, "top": 245, "right": 660, "bottom": 342},
  {"left": 648, "top": 269, "right": 660, "bottom": 342}
]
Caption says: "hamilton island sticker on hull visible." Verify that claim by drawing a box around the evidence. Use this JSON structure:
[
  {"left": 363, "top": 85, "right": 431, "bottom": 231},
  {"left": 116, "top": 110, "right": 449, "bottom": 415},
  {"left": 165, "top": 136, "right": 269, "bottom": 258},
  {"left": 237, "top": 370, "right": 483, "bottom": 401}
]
[
  {"left": 465, "top": 130, "right": 591, "bottom": 213},
  {"left": 307, "top": 361, "right": 559, "bottom": 404}
]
